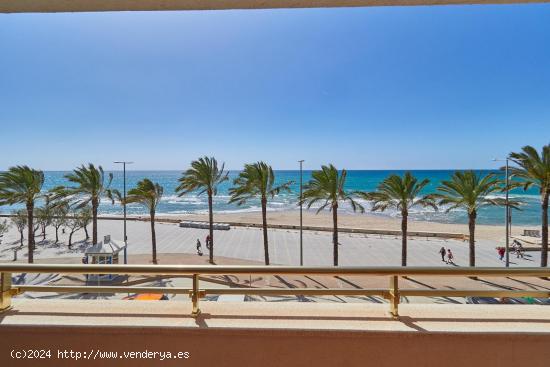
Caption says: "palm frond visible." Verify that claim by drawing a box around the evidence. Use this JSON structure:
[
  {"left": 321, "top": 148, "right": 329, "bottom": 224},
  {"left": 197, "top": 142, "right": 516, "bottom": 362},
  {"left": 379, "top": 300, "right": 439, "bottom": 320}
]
[
  {"left": 176, "top": 156, "right": 228, "bottom": 197},
  {"left": 434, "top": 170, "right": 504, "bottom": 214},
  {"left": 508, "top": 144, "right": 550, "bottom": 196},
  {"left": 54, "top": 163, "right": 113, "bottom": 207},
  {"left": 125, "top": 178, "right": 164, "bottom": 211},
  {"left": 229, "top": 162, "right": 292, "bottom": 206},
  {"left": 301, "top": 164, "right": 361, "bottom": 214},
  {"left": 357, "top": 172, "right": 435, "bottom": 215},
  {"left": 0, "top": 165, "right": 45, "bottom": 206}
]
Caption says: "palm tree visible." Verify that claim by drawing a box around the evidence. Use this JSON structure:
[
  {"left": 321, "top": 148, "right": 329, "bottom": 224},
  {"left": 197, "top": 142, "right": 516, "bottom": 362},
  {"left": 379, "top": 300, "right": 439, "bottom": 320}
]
[
  {"left": 358, "top": 172, "right": 436, "bottom": 266},
  {"left": 508, "top": 144, "right": 550, "bottom": 267},
  {"left": 229, "top": 162, "right": 293, "bottom": 265},
  {"left": 66, "top": 207, "right": 83, "bottom": 248},
  {"left": 301, "top": 165, "right": 363, "bottom": 266},
  {"left": 434, "top": 171, "right": 507, "bottom": 267},
  {"left": 0, "top": 166, "right": 45, "bottom": 263},
  {"left": 176, "top": 157, "right": 228, "bottom": 264},
  {"left": 11, "top": 209, "right": 27, "bottom": 246},
  {"left": 51, "top": 201, "right": 69, "bottom": 244},
  {"left": 77, "top": 206, "right": 92, "bottom": 242},
  {"left": 35, "top": 195, "right": 55, "bottom": 241},
  {"left": 53, "top": 164, "right": 114, "bottom": 245},
  {"left": 122, "top": 179, "right": 164, "bottom": 264},
  {"left": 80, "top": 208, "right": 92, "bottom": 240}
]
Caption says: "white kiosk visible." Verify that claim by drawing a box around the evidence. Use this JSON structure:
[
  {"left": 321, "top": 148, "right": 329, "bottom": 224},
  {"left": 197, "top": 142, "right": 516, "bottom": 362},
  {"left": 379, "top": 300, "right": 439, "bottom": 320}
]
[{"left": 84, "top": 235, "right": 126, "bottom": 282}]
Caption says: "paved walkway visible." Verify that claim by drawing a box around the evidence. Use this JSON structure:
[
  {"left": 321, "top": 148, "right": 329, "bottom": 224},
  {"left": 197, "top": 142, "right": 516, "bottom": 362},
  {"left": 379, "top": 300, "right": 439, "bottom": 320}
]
[{"left": 0, "top": 220, "right": 540, "bottom": 267}]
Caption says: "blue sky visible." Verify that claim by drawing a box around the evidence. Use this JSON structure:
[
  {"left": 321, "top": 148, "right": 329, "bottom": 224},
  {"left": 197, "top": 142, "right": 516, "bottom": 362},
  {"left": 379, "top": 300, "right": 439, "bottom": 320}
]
[{"left": 0, "top": 5, "right": 549, "bottom": 171}]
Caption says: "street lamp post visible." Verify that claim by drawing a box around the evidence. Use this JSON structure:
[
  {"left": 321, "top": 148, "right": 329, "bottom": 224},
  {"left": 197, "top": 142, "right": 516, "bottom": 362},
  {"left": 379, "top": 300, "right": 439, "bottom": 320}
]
[
  {"left": 493, "top": 158, "right": 510, "bottom": 267},
  {"left": 114, "top": 161, "right": 133, "bottom": 264},
  {"left": 299, "top": 160, "right": 304, "bottom": 266},
  {"left": 506, "top": 158, "right": 510, "bottom": 267}
]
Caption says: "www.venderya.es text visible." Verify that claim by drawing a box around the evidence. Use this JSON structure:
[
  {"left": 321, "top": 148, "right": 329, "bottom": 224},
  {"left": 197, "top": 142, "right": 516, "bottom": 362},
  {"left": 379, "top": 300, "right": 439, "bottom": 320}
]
[{"left": 11, "top": 349, "right": 190, "bottom": 361}]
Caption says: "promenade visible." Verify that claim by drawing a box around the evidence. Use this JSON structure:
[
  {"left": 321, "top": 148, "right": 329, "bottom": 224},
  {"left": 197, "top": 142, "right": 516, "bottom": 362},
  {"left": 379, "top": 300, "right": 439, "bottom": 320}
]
[{"left": 0, "top": 219, "right": 539, "bottom": 267}]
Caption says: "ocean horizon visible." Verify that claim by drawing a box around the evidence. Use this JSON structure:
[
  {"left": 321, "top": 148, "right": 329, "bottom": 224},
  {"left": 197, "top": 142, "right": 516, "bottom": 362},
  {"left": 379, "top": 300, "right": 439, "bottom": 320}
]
[{"left": 0, "top": 170, "right": 542, "bottom": 226}]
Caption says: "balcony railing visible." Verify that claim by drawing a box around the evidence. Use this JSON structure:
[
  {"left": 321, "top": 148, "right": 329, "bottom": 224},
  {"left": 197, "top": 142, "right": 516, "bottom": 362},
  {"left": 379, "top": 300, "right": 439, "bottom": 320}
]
[{"left": 1, "top": 264, "right": 550, "bottom": 318}]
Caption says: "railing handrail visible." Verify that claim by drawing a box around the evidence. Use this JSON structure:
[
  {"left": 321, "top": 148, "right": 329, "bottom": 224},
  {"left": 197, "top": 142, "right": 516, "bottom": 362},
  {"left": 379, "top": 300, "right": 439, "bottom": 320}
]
[{"left": 0, "top": 264, "right": 549, "bottom": 277}]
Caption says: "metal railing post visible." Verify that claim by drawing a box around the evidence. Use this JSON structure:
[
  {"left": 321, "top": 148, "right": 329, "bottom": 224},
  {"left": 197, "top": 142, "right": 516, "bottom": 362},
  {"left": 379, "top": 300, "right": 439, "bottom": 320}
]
[
  {"left": 0, "top": 272, "right": 12, "bottom": 312},
  {"left": 389, "top": 275, "right": 399, "bottom": 319},
  {"left": 190, "top": 274, "right": 201, "bottom": 317}
]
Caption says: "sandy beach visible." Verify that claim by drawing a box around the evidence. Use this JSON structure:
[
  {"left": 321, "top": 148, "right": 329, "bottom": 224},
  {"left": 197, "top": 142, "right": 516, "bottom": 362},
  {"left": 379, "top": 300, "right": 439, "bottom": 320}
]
[{"left": 154, "top": 210, "right": 542, "bottom": 243}]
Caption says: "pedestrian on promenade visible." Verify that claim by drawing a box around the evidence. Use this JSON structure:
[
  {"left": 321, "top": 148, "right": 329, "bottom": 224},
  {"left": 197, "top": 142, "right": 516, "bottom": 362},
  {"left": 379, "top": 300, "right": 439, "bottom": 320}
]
[
  {"left": 439, "top": 247, "right": 446, "bottom": 262},
  {"left": 497, "top": 247, "right": 505, "bottom": 261},
  {"left": 513, "top": 240, "right": 524, "bottom": 259},
  {"left": 446, "top": 249, "right": 454, "bottom": 264},
  {"left": 206, "top": 235, "right": 211, "bottom": 250},
  {"left": 196, "top": 239, "right": 203, "bottom": 256}
]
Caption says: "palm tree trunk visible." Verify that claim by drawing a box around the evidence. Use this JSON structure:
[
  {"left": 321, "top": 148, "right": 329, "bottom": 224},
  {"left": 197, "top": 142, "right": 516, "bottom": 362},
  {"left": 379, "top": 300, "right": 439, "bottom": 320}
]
[
  {"left": 26, "top": 202, "right": 34, "bottom": 263},
  {"left": 468, "top": 211, "right": 476, "bottom": 267},
  {"left": 401, "top": 210, "right": 407, "bottom": 267},
  {"left": 92, "top": 197, "right": 98, "bottom": 245},
  {"left": 208, "top": 192, "right": 214, "bottom": 264},
  {"left": 541, "top": 192, "right": 549, "bottom": 267},
  {"left": 261, "top": 196, "right": 270, "bottom": 265},
  {"left": 150, "top": 210, "right": 157, "bottom": 265},
  {"left": 332, "top": 203, "right": 338, "bottom": 266}
]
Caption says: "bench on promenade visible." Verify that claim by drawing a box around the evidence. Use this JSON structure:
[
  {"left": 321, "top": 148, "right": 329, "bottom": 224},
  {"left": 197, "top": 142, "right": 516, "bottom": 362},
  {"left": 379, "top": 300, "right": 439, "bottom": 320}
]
[
  {"left": 179, "top": 221, "right": 231, "bottom": 230},
  {"left": 523, "top": 229, "right": 541, "bottom": 238}
]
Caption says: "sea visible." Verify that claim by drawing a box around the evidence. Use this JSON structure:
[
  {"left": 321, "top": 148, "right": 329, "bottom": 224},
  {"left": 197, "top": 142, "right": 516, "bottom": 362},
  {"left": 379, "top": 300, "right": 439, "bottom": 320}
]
[{"left": 0, "top": 170, "right": 542, "bottom": 226}]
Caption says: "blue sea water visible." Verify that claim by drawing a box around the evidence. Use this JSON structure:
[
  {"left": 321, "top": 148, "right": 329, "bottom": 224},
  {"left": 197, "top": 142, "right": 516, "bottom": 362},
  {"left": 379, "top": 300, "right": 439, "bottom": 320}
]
[{"left": 0, "top": 170, "right": 542, "bottom": 226}]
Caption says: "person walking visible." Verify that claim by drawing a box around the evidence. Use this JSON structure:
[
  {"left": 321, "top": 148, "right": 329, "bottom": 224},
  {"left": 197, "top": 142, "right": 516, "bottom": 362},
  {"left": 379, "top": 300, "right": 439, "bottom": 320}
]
[
  {"left": 196, "top": 239, "right": 203, "bottom": 256},
  {"left": 498, "top": 247, "right": 505, "bottom": 261},
  {"left": 439, "top": 247, "right": 446, "bottom": 262},
  {"left": 205, "top": 235, "right": 211, "bottom": 251},
  {"left": 446, "top": 248, "right": 454, "bottom": 264},
  {"left": 517, "top": 243, "right": 524, "bottom": 259},
  {"left": 513, "top": 240, "right": 524, "bottom": 259}
]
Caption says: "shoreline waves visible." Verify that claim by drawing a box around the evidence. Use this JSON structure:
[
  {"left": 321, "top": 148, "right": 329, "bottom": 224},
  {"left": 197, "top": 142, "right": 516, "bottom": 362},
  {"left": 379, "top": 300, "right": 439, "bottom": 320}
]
[{"left": 0, "top": 170, "right": 543, "bottom": 226}]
